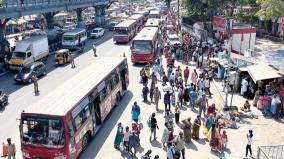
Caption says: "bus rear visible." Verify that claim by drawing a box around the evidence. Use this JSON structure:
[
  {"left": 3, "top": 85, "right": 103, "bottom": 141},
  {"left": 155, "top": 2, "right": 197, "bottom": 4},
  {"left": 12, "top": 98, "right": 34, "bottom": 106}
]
[
  {"left": 20, "top": 114, "right": 68, "bottom": 159},
  {"left": 131, "top": 27, "right": 159, "bottom": 63},
  {"left": 113, "top": 27, "right": 130, "bottom": 43}
]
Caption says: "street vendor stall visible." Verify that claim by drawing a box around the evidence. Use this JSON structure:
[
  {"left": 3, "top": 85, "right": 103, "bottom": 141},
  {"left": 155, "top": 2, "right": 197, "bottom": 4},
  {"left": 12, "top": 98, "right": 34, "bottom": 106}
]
[{"left": 246, "top": 63, "right": 282, "bottom": 83}]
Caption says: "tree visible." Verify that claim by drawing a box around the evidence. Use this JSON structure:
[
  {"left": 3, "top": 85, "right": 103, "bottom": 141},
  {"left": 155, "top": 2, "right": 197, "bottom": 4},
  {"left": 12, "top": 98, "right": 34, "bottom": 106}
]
[{"left": 256, "top": 0, "right": 284, "bottom": 20}]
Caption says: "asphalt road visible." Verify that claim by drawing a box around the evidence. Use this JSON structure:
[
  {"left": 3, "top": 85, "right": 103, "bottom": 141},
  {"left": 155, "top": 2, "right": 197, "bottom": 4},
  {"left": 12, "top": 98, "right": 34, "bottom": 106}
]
[{"left": 0, "top": 31, "right": 131, "bottom": 159}]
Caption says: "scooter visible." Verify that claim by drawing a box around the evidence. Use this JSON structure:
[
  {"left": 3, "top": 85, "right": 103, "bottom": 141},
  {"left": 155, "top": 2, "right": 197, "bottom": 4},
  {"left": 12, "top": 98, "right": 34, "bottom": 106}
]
[{"left": 0, "top": 90, "right": 8, "bottom": 107}]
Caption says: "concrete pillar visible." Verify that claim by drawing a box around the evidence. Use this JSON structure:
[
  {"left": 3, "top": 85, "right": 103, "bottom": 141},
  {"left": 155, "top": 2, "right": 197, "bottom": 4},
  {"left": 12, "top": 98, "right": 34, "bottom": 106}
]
[
  {"left": 95, "top": 6, "right": 106, "bottom": 27},
  {"left": 43, "top": 12, "right": 56, "bottom": 30},
  {"left": 0, "top": 19, "right": 10, "bottom": 58},
  {"left": 76, "top": 8, "right": 86, "bottom": 28}
]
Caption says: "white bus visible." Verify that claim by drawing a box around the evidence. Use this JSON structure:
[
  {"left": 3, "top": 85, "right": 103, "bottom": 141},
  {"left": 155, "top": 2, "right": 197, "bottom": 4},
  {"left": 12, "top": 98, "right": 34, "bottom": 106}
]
[{"left": 62, "top": 28, "right": 87, "bottom": 49}]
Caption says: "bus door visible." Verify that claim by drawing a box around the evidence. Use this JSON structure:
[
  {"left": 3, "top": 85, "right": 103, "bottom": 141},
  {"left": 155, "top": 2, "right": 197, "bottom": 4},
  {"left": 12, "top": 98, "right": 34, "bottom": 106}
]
[
  {"left": 91, "top": 95, "right": 102, "bottom": 129},
  {"left": 120, "top": 69, "right": 127, "bottom": 91}
]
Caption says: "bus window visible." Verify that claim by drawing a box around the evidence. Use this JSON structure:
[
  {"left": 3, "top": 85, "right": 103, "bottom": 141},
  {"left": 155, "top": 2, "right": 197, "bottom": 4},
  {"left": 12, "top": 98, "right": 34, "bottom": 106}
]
[
  {"left": 106, "top": 81, "right": 112, "bottom": 94},
  {"left": 112, "top": 74, "right": 119, "bottom": 86},
  {"left": 67, "top": 121, "right": 75, "bottom": 137},
  {"left": 99, "top": 87, "right": 107, "bottom": 101},
  {"left": 74, "top": 115, "right": 82, "bottom": 130}
]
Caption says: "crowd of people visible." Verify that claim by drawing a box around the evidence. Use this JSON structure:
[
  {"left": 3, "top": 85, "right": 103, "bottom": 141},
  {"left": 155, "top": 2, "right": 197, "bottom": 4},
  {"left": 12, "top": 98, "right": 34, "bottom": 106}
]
[{"left": 112, "top": 29, "right": 259, "bottom": 158}]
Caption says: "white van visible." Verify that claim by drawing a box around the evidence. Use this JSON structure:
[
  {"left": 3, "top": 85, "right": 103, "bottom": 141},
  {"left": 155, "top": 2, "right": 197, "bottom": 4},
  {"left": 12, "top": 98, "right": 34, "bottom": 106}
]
[{"left": 62, "top": 28, "right": 87, "bottom": 49}]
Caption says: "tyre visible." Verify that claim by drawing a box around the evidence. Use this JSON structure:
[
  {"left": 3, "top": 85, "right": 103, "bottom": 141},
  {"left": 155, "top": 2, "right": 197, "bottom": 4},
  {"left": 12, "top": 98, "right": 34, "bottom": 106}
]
[{"left": 82, "top": 133, "right": 90, "bottom": 151}]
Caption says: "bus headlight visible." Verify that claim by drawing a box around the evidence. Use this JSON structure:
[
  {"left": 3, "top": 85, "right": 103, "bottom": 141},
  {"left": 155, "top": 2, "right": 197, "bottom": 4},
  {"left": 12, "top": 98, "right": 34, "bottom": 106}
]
[
  {"left": 54, "top": 156, "right": 66, "bottom": 159},
  {"left": 22, "top": 151, "right": 31, "bottom": 158}
]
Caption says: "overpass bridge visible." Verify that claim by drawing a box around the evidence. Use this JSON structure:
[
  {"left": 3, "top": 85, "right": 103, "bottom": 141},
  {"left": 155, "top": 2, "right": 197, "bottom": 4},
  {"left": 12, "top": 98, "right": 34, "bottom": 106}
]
[{"left": 0, "top": 0, "right": 117, "bottom": 56}]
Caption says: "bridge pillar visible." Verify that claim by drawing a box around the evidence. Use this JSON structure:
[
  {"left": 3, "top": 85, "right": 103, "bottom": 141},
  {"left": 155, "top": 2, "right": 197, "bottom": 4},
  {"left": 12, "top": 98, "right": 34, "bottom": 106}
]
[
  {"left": 95, "top": 6, "right": 106, "bottom": 27},
  {"left": 43, "top": 12, "right": 56, "bottom": 30},
  {"left": 0, "top": 19, "right": 10, "bottom": 58},
  {"left": 76, "top": 8, "right": 86, "bottom": 28}
]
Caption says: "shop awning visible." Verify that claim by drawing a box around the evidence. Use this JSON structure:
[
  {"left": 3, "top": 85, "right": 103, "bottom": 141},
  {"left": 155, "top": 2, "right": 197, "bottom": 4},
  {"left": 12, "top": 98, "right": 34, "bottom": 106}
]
[{"left": 247, "top": 63, "right": 283, "bottom": 83}]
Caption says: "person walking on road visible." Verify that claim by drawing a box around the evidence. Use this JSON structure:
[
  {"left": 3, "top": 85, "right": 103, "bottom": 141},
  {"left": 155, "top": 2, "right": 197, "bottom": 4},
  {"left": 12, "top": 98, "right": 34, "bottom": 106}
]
[
  {"left": 149, "top": 113, "right": 158, "bottom": 141},
  {"left": 153, "top": 87, "right": 161, "bottom": 111},
  {"left": 7, "top": 138, "right": 16, "bottom": 159},
  {"left": 197, "top": 93, "right": 208, "bottom": 118},
  {"left": 166, "top": 143, "right": 176, "bottom": 159},
  {"left": 31, "top": 73, "right": 39, "bottom": 94},
  {"left": 142, "top": 85, "right": 149, "bottom": 102},
  {"left": 181, "top": 118, "right": 192, "bottom": 143},
  {"left": 183, "top": 66, "right": 190, "bottom": 85},
  {"left": 93, "top": 44, "right": 97, "bottom": 57},
  {"left": 129, "top": 131, "right": 139, "bottom": 157},
  {"left": 175, "top": 132, "right": 185, "bottom": 159},
  {"left": 114, "top": 123, "right": 124, "bottom": 150},
  {"left": 164, "top": 91, "right": 171, "bottom": 115},
  {"left": 161, "top": 122, "right": 170, "bottom": 148},
  {"left": 131, "top": 102, "right": 141, "bottom": 123},
  {"left": 245, "top": 130, "right": 253, "bottom": 158},
  {"left": 70, "top": 53, "right": 76, "bottom": 68},
  {"left": 192, "top": 115, "right": 202, "bottom": 140}
]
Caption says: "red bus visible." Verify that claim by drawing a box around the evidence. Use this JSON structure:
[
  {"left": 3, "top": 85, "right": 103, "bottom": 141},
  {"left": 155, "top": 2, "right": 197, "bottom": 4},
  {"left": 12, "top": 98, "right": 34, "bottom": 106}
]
[
  {"left": 20, "top": 57, "right": 129, "bottom": 159},
  {"left": 113, "top": 19, "right": 136, "bottom": 43},
  {"left": 128, "top": 14, "right": 145, "bottom": 33},
  {"left": 131, "top": 27, "right": 159, "bottom": 63}
]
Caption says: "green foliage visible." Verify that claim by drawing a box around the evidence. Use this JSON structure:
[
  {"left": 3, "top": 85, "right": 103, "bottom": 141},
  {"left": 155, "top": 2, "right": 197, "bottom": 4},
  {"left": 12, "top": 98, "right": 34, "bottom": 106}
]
[{"left": 256, "top": 0, "right": 284, "bottom": 20}]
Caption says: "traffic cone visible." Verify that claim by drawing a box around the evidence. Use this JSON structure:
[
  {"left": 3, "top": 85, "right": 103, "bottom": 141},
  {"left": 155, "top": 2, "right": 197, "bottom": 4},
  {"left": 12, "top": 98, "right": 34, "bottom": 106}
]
[
  {"left": 123, "top": 52, "right": 126, "bottom": 57},
  {"left": 2, "top": 142, "right": 7, "bottom": 157}
]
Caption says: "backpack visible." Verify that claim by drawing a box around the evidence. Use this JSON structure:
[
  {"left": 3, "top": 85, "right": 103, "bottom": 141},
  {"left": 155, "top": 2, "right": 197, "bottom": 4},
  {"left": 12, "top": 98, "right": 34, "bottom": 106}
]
[{"left": 147, "top": 116, "right": 152, "bottom": 128}]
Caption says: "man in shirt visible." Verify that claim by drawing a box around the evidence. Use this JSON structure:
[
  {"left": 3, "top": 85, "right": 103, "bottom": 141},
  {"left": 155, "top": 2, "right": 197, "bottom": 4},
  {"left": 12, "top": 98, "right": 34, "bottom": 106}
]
[
  {"left": 150, "top": 113, "right": 158, "bottom": 141},
  {"left": 197, "top": 94, "right": 208, "bottom": 118},
  {"left": 189, "top": 88, "right": 198, "bottom": 109},
  {"left": 183, "top": 66, "right": 190, "bottom": 85},
  {"left": 7, "top": 138, "right": 16, "bottom": 159}
]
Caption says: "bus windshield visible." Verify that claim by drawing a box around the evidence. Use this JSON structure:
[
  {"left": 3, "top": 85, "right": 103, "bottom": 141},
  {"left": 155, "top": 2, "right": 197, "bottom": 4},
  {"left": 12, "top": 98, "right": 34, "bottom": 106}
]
[
  {"left": 13, "top": 52, "right": 26, "bottom": 59},
  {"left": 132, "top": 41, "right": 152, "bottom": 53},
  {"left": 21, "top": 116, "right": 65, "bottom": 148},
  {"left": 114, "top": 28, "right": 128, "bottom": 35},
  {"left": 63, "top": 35, "right": 76, "bottom": 41}
]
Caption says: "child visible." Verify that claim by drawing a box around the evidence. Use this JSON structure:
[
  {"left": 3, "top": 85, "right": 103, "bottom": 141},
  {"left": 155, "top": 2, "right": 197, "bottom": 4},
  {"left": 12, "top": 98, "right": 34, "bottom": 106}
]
[
  {"left": 175, "top": 106, "right": 180, "bottom": 123},
  {"left": 221, "top": 130, "right": 228, "bottom": 149}
]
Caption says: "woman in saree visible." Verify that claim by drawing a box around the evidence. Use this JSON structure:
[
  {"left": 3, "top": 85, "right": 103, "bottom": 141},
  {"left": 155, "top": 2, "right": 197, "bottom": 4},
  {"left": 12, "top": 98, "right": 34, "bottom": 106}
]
[
  {"left": 208, "top": 123, "right": 222, "bottom": 151},
  {"left": 181, "top": 118, "right": 192, "bottom": 143}
]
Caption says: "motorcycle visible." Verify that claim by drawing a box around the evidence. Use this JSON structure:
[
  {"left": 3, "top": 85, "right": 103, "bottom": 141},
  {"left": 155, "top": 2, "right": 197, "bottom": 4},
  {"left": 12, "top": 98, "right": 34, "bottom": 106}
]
[{"left": 0, "top": 90, "right": 8, "bottom": 107}]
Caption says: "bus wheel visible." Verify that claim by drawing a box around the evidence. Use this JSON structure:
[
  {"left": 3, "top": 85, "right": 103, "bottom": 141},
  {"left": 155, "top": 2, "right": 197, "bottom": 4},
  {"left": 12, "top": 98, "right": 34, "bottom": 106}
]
[{"left": 82, "top": 133, "right": 90, "bottom": 150}]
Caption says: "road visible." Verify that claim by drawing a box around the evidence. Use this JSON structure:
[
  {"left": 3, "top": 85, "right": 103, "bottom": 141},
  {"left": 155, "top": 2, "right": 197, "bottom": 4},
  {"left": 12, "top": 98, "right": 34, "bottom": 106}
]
[{"left": 0, "top": 31, "right": 130, "bottom": 159}]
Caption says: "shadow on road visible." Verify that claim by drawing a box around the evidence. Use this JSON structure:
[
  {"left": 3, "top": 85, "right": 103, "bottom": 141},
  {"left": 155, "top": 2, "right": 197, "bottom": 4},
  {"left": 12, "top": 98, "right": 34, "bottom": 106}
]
[
  {"left": 0, "top": 31, "right": 113, "bottom": 96},
  {"left": 78, "top": 91, "right": 133, "bottom": 159}
]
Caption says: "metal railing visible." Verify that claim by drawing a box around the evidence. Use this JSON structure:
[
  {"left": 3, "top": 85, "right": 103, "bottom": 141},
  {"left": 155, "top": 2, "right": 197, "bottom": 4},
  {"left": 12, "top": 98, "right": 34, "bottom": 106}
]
[{"left": 257, "top": 145, "right": 284, "bottom": 159}]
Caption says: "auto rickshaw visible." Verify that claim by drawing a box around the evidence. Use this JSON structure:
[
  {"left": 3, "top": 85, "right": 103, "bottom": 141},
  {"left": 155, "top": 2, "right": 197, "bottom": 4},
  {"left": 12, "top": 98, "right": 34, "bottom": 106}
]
[{"left": 55, "top": 49, "right": 71, "bottom": 65}]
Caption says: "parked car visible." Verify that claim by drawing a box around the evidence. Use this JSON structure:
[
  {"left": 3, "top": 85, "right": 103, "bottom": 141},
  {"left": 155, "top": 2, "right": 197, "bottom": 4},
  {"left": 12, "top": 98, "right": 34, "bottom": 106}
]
[
  {"left": 91, "top": 28, "right": 105, "bottom": 38},
  {"left": 14, "top": 62, "right": 47, "bottom": 84}
]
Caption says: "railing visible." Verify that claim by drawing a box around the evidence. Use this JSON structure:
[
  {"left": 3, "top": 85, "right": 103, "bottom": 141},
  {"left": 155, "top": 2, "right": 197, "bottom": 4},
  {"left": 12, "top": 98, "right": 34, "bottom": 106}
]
[{"left": 257, "top": 145, "right": 284, "bottom": 159}]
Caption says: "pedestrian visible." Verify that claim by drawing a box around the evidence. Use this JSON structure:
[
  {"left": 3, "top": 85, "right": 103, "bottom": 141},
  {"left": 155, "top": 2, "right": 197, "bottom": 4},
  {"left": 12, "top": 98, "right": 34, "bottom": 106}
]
[
  {"left": 174, "top": 132, "right": 185, "bottom": 159},
  {"left": 183, "top": 66, "right": 190, "bottom": 85},
  {"left": 190, "top": 69, "right": 198, "bottom": 85},
  {"left": 141, "top": 149, "right": 152, "bottom": 159},
  {"left": 123, "top": 126, "right": 130, "bottom": 152},
  {"left": 114, "top": 123, "right": 124, "bottom": 150},
  {"left": 221, "top": 130, "right": 228, "bottom": 150},
  {"left": 164, "top": 91, "right": 171, "bottom": 115},
  {"left": 149, "top": 113, "right": 158, "bottom": 141},
  {"left": 70, "top": 53, "right": 76, "bottom": 68},
  {"left": 196, "top": 93, "right": 208, "bottom": 118},
  {"left": 167, "top": 129, "right": 174, "bottom": 146},
  {"left": 205, "top": 77, "right": 211, "bottom": 97},
  {"left": 162, "top": 72, "right": 168, "bottom": 86},
  {"left": 31, "top": 73, "right": 39, "bottom": 94},
  {"left": 142, "top": 85, "right": 149, "bottom": 102},
  {"left": 189, "top": 88, "right": 198, "bottom": 109},
  {"left": 161, "top": 122, "right": 170, "bottom": 148},
  {"left": 142, "top": 73, "right": 148, "bottom": 86},
  {"left": 7, "top": 138, "right": 16, "bottom": 159},
  {"left": 245, "top": 130, "right": 253, "bottom": 158},
  {"left": 174, "top": 107, "right": 180, "bottom": 124},
  {"left": 154, "top": 155, "right": 159, "bottom": 159},
  {"left": 159, "top": 65, "right": 164, "bottom": 81},
  {"left": 129, "top": 131, "right": 139, "bottom": 157},
  {"left": 178, "top": 87, "right": 184, "bottom": 107},
  {"left": 170, "top": 90, "right": 176, "bottom": 112},
  {"left": 131, "top": 102, "right": 140, "bottom": 123},
  {"left": 166, "top": 143, "right": 176, "bottom": 159},
  {"left": 181, "top": 118, "right": 192, "bottom": 143},
  {"left": 192, "top": 115, "right": 201, "bottom": 140},
  {"left": 208, "top": 123, "right": 221, "bottom": 151},
  {"left": 131, "top": 122, "right": 140, "bottom": 145},
  {"left": 153, "top": 87, "right": 161, "bottom": 111},
  {"left": 93, "top": 44, "right": 97, "bottom": 57}
]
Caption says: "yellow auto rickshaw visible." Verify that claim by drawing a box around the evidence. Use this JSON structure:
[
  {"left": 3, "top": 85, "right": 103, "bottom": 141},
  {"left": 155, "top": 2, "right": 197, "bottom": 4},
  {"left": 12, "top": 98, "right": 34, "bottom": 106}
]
[{"left": 55, "top": 49, "right": 71, "bottom": 65}]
